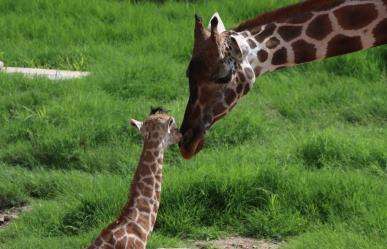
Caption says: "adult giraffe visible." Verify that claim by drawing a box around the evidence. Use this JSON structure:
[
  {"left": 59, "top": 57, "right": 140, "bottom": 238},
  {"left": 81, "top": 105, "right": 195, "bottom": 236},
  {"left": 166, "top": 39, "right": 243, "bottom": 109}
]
[{"left": 179, "top": 0, "right": 387, "bottom": 159}]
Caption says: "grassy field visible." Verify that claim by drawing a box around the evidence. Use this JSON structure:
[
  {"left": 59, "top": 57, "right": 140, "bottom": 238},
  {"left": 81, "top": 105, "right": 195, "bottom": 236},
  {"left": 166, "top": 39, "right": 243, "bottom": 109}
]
[{"left": 0, "top": 0, "right": 386, "bottom": 248}]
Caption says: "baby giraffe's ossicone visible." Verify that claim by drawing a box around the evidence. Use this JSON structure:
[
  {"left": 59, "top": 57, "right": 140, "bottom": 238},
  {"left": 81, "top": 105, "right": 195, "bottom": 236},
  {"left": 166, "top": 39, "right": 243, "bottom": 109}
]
[{"left": 87, "top": 108, "right": 181, "bottom": 249}]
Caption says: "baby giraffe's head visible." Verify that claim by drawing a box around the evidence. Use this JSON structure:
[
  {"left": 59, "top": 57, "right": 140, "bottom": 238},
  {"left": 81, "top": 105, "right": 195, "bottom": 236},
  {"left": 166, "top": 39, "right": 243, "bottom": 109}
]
[{"left": 130, "top": 107, "right": 182, "bottom": 149}]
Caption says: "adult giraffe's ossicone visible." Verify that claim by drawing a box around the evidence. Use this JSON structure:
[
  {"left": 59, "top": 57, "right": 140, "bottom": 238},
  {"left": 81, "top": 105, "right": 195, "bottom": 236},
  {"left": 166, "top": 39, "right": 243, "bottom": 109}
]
[{"left": 179, "top": 0, "right": 387, "bottom": 159}]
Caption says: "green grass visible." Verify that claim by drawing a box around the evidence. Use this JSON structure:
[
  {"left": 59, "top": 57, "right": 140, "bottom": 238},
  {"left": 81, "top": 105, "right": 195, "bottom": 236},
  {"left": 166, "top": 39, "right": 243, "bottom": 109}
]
[{"left": 0, "top": 0, "right": 386, "bottom": 248}]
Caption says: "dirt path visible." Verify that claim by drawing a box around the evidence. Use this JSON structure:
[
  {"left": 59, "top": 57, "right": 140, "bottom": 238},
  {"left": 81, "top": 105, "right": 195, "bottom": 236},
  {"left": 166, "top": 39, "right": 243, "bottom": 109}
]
[
  {"left": 0, "top": 205, "right": 29, "bottom": 229},
  {"left": 193, "top": 236, "right": 283, "bottom": 249}
]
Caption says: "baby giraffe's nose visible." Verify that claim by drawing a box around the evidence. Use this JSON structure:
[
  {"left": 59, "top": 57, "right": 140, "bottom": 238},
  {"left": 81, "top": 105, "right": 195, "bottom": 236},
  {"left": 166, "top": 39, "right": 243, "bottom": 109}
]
[{"left": 176, "top": 131, "right": 183, "bottom": 143}]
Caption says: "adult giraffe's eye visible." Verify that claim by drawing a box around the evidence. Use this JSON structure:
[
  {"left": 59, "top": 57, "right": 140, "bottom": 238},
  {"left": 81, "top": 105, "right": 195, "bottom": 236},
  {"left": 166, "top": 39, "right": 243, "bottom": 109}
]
[
  {"left": 210, "top": 61, "right": 233, "bottom": 84},
  {"left": 213, "top": 69, "right": 232, "bottom": 84}
]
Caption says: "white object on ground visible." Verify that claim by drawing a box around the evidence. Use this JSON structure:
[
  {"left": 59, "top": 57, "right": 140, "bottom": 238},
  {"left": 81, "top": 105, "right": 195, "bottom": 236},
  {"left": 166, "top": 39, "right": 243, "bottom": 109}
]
[{"left": 0, "top": 61, "right": 90, "bottom": 80}]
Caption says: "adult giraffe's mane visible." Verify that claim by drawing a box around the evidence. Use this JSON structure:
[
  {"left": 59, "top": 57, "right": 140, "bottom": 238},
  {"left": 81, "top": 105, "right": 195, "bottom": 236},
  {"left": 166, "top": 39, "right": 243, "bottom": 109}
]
[{"left": 234, "top": 0, "right": 337, "bottom": 32}]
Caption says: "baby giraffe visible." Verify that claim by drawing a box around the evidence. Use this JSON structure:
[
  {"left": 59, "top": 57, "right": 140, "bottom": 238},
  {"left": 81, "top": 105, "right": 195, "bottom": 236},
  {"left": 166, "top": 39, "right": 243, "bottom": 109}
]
[{"left": 87, "top": 108, "right": 181, "bottom": 249}]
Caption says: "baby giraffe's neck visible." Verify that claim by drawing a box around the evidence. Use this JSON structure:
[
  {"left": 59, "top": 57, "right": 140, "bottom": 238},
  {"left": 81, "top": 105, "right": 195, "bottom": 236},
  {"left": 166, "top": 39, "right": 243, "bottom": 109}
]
[{"left": 88, "top": 140, "right": 165, "bottom": 249}]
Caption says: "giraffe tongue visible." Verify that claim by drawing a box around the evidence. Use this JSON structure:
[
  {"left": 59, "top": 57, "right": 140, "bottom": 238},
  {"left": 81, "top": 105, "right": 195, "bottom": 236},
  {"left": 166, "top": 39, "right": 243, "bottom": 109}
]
[{"left": 179, "top": 137, "right": 204, "bottom": 160}]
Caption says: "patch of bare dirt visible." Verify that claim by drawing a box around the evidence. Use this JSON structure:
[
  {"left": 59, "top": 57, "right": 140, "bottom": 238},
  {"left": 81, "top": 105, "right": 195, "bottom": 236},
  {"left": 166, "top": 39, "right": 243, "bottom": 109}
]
[
  {"left": 194, "top": 236, "right": 283, "bottom": 249},
  {"left": 0, "top": 205, "right": 29, "bottom": 229}
]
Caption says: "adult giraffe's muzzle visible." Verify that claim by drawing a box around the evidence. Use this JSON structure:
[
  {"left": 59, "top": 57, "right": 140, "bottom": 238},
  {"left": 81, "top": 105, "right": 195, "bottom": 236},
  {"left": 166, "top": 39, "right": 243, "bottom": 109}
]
[{"left": 178, "top": 128, "right": 205, "bottom": 160}]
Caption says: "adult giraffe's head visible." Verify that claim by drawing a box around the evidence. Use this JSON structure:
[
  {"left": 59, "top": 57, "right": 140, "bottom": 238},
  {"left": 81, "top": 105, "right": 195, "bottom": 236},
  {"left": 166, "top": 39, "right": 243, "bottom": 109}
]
[
  {"left": 179, "top": 0, "right": 387, "bottom": 159},
  {"left": 179, "top": 13, "right": 256, "bottom": 159}
]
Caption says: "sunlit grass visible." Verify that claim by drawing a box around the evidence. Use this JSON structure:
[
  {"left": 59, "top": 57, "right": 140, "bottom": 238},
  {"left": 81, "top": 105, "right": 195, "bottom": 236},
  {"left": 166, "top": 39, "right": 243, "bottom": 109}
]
[{"left": 0, "top": 0, "right": 386, "bottom": 248}]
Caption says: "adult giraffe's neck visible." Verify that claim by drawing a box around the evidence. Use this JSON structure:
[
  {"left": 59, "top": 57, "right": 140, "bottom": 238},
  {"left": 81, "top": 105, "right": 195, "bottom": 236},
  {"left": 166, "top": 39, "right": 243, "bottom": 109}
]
[
  {"left": 119, "top": 141, "right": 165, "bottom": 247},
  {"left": 233, "top": 0, "right": 387, "bottom": 76}
]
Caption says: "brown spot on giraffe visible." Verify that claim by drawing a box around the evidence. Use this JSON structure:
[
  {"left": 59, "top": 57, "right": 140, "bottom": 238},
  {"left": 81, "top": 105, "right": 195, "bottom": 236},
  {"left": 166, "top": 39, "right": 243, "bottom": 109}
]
[
  {"left": 306, "top": 14, "right": 332, "bottom": 40},
  {"left": 373, "top": 18, "right": 387, "bottom": 46},
  {"left": 244, "top": 67, "right": 254, "bottom": 80},
  {"left": 155, "top": 190, "right": 161, "bottom": 200},
  {"left": 257, "top": 49, "right": 268, "bottom": 62},
  {"left": 137, "top": 214, "right": 150, "bottom": 231},
  {"left": 94, "top": 238, "right": 103, "bottom": 247},
  {"left": 190, "top": 106, "right": 201, "bottom": 121},
  {"left": 115, "top": 237, "right": 127, "bottom": 248},
  {"left": 272, "top": 47, "right": 288, "bottom": 65},
  {"left": 101, "top": 229, "right": 114, "bottom": 242},
  {"left": 199, "top": 86, "right": 213, "bottom": 103},
  {"left": 148, "top": 163, "right": 158, "bottom": 172},
  {"left": 225, "top": 88, "right": 236, "bottom": 105},
  {"left": 278, "top": 25, "right": 302, "bottom": 41},
  {"left": 238, "top": 71, "right": 246, "bottom": 82},
  {"left": 138, "top": 183, "right": 153, "bottom": 198},
  {"left": 247, "top": 39, "right": 257, "bottom": 48},
  {"left": 151, "top": 132, "right": 159, "bottom": 140},
  {"left": 155, "top": 173, "right": 161, "bottom": 183},
  {"left": 334, "top": 3, "right": 378, "bottom": 30},
  {"left": 236, "top": 83, "right": 244, "bottom": 94},
  {"left": 152, "top": 202, "right": 159, "bottom": 213},
  {"left": 265, "top": 37, "right": 280, "bottom": 49},
  {"left": 249, "top": 26, "right": 263, "bottom": 35},
  {"left": 213, "top": 103, "right": 225, "bottom": 116},
  {"left": 145, "top": 141, "right": 158, "bottom": 148},
  {"left": 126, "top": 239, "right": 142, "bottom": 249},
  {"left": 152, "top": 150, "right": 160, "bottom": 158},
  {"left": 114, "top": 228, "right": 126, "bottom": 239},
  {"left": 286, "top": 12, "right": 313, "bottom": 24},
  {"left": 103, "top": 244, "right": 114, "bottom": 249},
  {"left": 292, "top": 39, "right": 317, "bottom": 64},
  {"left": 255, "top": 23, "right": 277, "bottom": 42},
  {"left": 126, "top": 223, "right": 146, "bottom": 241},
  {"left": 142, "top": 151, "right": 153, "bottom": 162},
  {"left": 317, "top": 1, "right": 344, "bottom": 11},
  {"left": 142, "top": 177, "right": 154, "bottom": 186},
  {"left": 254, "top": 66, "right": 262, "bottom": 76},
  {"left": 126, "top": 240, "right": 136, "bottom": 249},
  {"left": 139, "top": 164, "right": 152, "bottom": 177},
  {"left": 241, "top": 31, "right": 249, "bottom": 37},
  {"left": 326, "top": 35, "right": 363, "bottom": 58},
  {"left": 134, "top": 239, "right": 144, "bottom": 248}
]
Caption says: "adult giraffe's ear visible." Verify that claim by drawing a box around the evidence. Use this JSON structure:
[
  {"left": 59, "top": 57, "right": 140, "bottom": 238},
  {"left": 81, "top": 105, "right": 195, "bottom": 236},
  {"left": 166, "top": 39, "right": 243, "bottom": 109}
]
[
  {"left": 129, "top": 119, "right": 143, "bottom": 131},
  {"left": 230, "top": 35, "right": 249, "bottom": 62},
  {"left": 207, "top": 12, "right": 226, "bottom": 34}
]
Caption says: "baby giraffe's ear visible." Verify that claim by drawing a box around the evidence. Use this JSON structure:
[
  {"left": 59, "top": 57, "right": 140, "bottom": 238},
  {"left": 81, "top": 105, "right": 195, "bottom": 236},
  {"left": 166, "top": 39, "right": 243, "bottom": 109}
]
[{"left": 129, "top": 119, "right": 143, "bottom": 131}]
